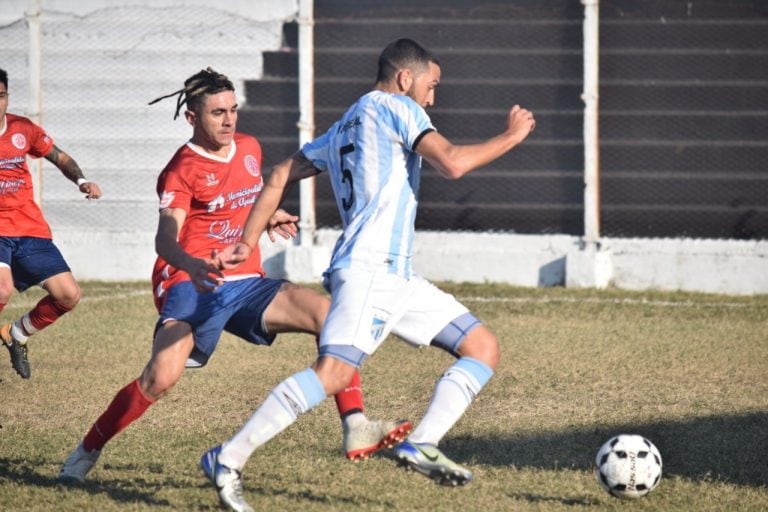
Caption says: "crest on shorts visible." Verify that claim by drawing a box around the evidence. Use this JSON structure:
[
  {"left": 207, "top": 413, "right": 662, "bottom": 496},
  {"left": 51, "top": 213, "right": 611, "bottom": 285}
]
[{"left": 370, "top": 316, "right": 386, "bottom": 341}]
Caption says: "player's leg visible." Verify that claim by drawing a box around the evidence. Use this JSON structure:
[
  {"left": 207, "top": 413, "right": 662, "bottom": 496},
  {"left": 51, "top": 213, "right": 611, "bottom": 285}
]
[
  {"left": 201, "top": 354, "right": 357, "bottom": 512},
  {"left": 261, "top": 281, "right": 411, "bottom": 459},
  {"left": 201, "top": 271, "right": 388, "bottom": 510},
  {"left": 0, "top": 261, "right": 28, "bottom": 378},
  {"left": 392, "top": 278, "right": 499, "bottom": 485},
  {"left": 59, "top": 321, "right": 194, "bottom": 483},
  {"left": 0, "top": 239, "right": 75, "bottom": 378}
]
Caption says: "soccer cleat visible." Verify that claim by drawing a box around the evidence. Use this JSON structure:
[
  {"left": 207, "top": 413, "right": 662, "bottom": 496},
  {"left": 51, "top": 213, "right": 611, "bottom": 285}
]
[
  {"left": 1, "top": 323, "right": 30, "bottom": 379},
  {"left": 59, "top": 442, "right": 101, "bottom": 483},
  {"left": 344, "top": 419, "right": 413, "bottom": 461},
  {"left": 200, "top": 445, "right": 254, "bottom": 512},
  {"left": 394, "top": 440, "right": 473, "bottom": 486}
]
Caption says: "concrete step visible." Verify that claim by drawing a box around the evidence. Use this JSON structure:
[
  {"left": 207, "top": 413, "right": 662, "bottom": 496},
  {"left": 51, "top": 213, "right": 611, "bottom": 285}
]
[
  {"left": 288, "top": 18, "right": 768, "bottom": 51},
  {"left": 315, "top": 0, "right": 767, "bottom": 21},
  {"left": 38, "top": 50, "right": 265, "bottom": 82},
  {"left": 244, "top": 77, "right": 768, "bottom": 112},
  {"left": 264, "top": 48, "right": 768, "bottom": 81}
]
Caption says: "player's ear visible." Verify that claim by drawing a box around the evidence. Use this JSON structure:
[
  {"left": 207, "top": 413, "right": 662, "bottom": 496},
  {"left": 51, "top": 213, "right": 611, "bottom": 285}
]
[
  {"left": 184, "top": 109, "right": 196, "bottom": 126},
  {"left": 396, "top": 68, "right": 413, "bottom": 92}
]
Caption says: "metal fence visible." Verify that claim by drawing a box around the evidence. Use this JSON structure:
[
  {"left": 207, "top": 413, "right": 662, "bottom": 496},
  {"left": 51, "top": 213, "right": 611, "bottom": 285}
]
[{"left": 3, "top": 0, "right": 767, "bottom": 241}]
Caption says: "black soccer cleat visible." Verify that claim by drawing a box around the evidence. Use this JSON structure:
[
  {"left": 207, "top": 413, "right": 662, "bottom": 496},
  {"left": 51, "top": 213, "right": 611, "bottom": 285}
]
[{"left": 2, "top": 323, "right": 30, "bottom": 379}]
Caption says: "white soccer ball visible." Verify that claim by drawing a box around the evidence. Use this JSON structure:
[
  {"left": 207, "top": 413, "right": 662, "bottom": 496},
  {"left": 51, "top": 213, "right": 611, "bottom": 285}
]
[{"left": 595, "top": 434, "right": 662, "bottom": 499}]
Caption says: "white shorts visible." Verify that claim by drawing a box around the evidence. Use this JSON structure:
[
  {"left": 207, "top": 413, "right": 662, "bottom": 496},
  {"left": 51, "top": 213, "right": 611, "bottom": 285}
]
[{"left": 320, "top": 267, "right": 469, "bottom": 355}]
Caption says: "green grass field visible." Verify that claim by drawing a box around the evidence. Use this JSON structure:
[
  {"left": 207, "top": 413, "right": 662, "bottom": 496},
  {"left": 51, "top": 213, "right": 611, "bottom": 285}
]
[{"left": 1, "top": 281, "right": 766, "bottom": 511}]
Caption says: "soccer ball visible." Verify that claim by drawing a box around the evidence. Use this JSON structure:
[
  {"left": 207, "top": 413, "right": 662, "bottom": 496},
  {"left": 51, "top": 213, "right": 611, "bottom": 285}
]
[{"left": 595, "top": 434, "right": 662, "bottom": 499}]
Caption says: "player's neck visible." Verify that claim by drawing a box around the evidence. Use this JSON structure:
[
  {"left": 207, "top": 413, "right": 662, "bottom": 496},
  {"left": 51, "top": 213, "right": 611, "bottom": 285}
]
[{"left": 189, "top": 138, "right": 232, "bottom": 159}]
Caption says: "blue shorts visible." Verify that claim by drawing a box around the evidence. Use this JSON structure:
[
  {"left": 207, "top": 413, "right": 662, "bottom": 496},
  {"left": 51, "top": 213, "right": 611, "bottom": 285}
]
[
  {"left": 0, "top": 237, "right": 71, "bottom": 292},
  {"left": 156, "top": 277, "right": 285, "bottom": 366}
]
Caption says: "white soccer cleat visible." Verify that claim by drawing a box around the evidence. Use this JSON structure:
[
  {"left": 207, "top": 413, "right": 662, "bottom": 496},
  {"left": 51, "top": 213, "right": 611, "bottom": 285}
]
[
  {"left": 59, "top": 442, "right": 101, "bottom": 483},
  {"left": 394, "top": 441, "right": 473, "bottom": 486},
  {"left": 343, "top": 419, "right": 412, "bottom": 461},
  {"left": 200, "top": 445, "right": 254, "bottom": 512}
]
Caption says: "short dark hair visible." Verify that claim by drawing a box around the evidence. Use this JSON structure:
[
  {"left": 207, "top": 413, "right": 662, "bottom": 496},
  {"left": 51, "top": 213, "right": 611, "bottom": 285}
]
[
  {"left": 148, "top": 67, "right": 234, "bottom": 119},
  {"left": 0, "top": 68, "right": 8, "bottom": 89},
  {"left": 376, "top": 38, "right": 439, "bottom": 83}
]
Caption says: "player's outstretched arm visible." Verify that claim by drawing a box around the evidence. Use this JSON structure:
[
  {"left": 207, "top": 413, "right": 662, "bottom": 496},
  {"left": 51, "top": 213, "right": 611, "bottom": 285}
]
[
  {"left": 417, "top": 104, "right": 536, "bottom": 180},
  {"left": 45, "top": 144, "right": 102, "bottom": 199},
  {"left": 216, "top": 153, "right": 319, "bottom": 269}
]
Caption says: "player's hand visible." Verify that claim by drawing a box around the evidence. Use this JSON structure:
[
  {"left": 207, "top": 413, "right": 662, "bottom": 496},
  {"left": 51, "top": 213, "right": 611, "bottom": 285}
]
[
  {"left": 507, "top": 105, "right": 536, "bottom": 144},
  {"left": 267, "top": 209, "right": 299, "bottom": 242},
  {"left": 188, "top": 258, "right": 224, "bottom": 293},
  {"left": 79, "top": 181, "right": 103, "bottom": 200},
  {"left": 212, "top": 242, "right": 253, "bottom": 271}
]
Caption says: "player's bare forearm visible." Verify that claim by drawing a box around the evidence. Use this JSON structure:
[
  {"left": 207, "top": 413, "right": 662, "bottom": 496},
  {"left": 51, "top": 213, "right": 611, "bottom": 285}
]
[
  {"left": 419, "top": 105, "right": 536, "bottom": 179},
  {"left": 46, "top": 145, "right": 85, "bottom": 183}
]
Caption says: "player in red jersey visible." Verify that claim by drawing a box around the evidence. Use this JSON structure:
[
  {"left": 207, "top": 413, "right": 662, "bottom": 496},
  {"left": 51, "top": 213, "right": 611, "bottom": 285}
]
[
  {"left": 0, "top": 68, "right": 102, "bottom": 379},
  {"left": 59, "top": 68, "right": 410, "bottom": 485}
]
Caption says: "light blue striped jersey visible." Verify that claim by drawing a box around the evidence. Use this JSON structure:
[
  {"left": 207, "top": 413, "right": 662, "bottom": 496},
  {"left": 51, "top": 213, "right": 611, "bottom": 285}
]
[{"left": 302, "top": 90, "right": 435, "bottom": 277}]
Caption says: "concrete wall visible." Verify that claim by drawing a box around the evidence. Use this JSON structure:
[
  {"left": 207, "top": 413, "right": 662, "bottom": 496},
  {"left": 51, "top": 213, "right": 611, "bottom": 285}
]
[{"left": 54, "top": 228, "right": 768, "bottom": 296}]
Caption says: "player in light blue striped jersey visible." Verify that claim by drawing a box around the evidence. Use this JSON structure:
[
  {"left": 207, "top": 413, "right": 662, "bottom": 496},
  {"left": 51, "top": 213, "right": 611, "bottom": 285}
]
[{"left": 202, "top": 38, "right": 535, "bottom": 510}]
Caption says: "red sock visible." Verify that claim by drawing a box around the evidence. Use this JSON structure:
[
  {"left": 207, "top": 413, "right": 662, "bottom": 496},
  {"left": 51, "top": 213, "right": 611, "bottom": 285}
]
[
  {"left": 83, "top": 379, "right": 155, "bottom": 452},
  {"left": 315, "top": 336, "right": 365, "bottom": 418},
  {"left": 334, "top": 370, "right": 365, "bottom": 418},
  {"left": 26, "top": 295, "right": 73, "bottom": 331}
]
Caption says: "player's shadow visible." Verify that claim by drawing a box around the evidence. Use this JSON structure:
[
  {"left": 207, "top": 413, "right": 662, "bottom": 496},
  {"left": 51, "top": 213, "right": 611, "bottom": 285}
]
[
  {"left": 0, "top": 457, "right": 398, "bottom": 509},
  {"left": 441, "top": 411, "right": 768, "bottom": 487}
]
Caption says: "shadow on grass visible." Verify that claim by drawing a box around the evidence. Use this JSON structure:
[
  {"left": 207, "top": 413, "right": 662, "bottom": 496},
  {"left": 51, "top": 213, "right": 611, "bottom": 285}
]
[
  {"left": 441, "top": 411, "right": 768, "bottom": 487},
  {"left": 0, "top": 459, "right": 175, "bottom": 507},
  {"left": 0, "top": 458, "right": 397, "bottom": 509}
]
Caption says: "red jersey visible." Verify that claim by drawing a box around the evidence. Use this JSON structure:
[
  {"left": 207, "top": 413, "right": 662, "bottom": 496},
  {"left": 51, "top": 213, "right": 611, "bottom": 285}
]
[
  {"left": 152, "top": 133, "right": 267, "bottom": 305},
  {"left": 0, "top": 113, "right": 55, "bottom": 238}
]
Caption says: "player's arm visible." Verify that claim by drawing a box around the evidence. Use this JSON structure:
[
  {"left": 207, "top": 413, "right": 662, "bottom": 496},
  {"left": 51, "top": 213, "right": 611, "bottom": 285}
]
[
  {"left": 45, "top": 144, "right": 103, "bottom": 199},
  {"left": 216, "top": 152, "right": 319, "bottom": 269},
  {"left": 156, "top": 207, "right": 221, "bottom": 291},
  {"left": 416, "top": 105, "right": 536, "bottom": 180}
]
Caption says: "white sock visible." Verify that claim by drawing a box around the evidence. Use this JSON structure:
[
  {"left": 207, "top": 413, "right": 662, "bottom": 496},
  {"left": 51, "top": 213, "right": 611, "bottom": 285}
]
[
  {"left": 218, "top": 368, "right": 326, "bottom": 470},
  {"left": 408, "top": 357, "right": 493, "bottom": 446},
  {"left": 11, "top": 320, "right": 29, "bottom": 343},
  {"left": 342, "top": 411, "right": 367, "bottom": 430}
]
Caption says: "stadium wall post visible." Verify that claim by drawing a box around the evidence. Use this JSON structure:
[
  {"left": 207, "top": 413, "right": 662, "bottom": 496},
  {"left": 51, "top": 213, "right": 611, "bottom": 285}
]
[
  {"left": 285, "top": 0, "right": 326, "bottom": 282},
  {"left": 26, "top": 0, "right": 43, "bottom": 206},
  {"left": 297, "top": 0, "right": 316, "bottom": 249},
  {"left": 568, "top": 0, "right": 613, "bottom": 289}
]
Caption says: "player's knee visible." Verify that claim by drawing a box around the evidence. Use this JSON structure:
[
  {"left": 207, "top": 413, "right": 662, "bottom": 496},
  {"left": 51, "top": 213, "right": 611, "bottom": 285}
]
[
  {"left": 52, "top": 284, "right": 81, "bottom": 310},
  {"left": 458, "top": 326, "right": 500, "bottom": 371},
  {"left": 314, "top": 357, "right": 357, "bottom": 396},
  {"left": 139, "top": 366, "right": 181, "bottom": 400}
]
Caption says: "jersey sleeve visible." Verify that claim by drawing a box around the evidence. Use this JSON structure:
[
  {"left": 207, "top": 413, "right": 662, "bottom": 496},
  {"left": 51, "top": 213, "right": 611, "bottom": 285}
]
[
  {"left": 300, "top": 127, "right": 335, "bottom": 173},
  {"left": 157, "top": 166, "right": 193, "bottom": 212},
  {"left": 26, "top": 122, "right": 54, "bottom": 158}
]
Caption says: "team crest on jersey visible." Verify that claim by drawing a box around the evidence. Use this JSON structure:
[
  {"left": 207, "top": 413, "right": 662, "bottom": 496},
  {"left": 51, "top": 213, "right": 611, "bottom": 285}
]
[
  {"left": 206, "top": 173, "right": 219, "bottom": 186},
  {"left": 244, "top": 155, "right": 260, "bottom": 177},
  {"left": 11, "top": 133, "right": 26, "bottom": 150},
  {"left": 159, "top": 191, "right": 175, "bottom": 209}
]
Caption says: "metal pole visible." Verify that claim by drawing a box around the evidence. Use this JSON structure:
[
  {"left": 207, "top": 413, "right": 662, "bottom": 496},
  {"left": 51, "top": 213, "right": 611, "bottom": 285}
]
[
  {"left": 297, "top": 0, "right": 316, "bottom": 248},
  {"left": 26, "top": 0, "right": 43, "bottom": 206},
  {"left": 581, "top": 0, "right": 600, "bottom": 244}
]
